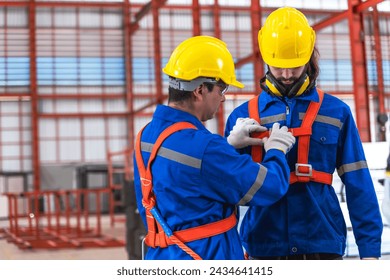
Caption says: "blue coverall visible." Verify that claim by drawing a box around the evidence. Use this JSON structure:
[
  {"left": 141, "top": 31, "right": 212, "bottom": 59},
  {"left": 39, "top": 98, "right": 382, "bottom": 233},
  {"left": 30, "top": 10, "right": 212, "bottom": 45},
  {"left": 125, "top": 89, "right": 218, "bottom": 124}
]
[
  {"left": 225, "top": 87, "right": 383, "bottom": 259},
  {"left": 133, "top": 104, "right": 291, "bottom": 260}
]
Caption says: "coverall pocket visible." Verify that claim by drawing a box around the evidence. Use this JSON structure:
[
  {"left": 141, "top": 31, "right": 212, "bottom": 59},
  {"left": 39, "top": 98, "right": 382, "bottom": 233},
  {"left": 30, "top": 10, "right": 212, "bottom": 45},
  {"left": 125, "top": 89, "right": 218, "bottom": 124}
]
[{"left": 310, "top": 122, "right": 340, "bottom": 165}]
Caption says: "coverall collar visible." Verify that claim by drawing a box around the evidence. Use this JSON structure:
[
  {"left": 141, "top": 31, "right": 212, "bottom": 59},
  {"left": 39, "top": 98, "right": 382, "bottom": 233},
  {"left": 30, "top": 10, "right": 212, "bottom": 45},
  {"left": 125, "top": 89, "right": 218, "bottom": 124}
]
[
  {"left": 260, "top": 87, "right": 320, "bottom": 112},
  {"left": 154, "top": 104, "right": 208, "bottom": 131}
]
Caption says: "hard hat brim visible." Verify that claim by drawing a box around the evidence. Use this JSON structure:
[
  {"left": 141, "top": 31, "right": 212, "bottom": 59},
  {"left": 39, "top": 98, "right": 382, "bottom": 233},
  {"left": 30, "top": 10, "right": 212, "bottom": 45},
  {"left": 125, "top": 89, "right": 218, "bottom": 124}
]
[{"left": 229, "top": 80, "right": 244, "bottom": 89}]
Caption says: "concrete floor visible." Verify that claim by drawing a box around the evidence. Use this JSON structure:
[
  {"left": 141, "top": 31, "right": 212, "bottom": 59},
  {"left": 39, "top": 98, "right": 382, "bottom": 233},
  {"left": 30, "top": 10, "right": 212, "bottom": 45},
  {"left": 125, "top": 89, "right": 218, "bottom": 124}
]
[
  {"left": 0, "top": 214, "right": 129, "bottom": 260},
  {"left": 0, "top": 239, "right": 128, "bottom": 260}
]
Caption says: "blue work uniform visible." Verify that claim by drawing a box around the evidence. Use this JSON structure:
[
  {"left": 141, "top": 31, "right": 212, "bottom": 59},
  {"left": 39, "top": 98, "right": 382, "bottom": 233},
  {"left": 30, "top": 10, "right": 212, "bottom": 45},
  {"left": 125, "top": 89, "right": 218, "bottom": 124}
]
[
  {"left": 133, "top": 104, "right": 290, "bottom": 260},
  {"left": 225, "top": 87, "right": 383, "bottom": 259}
]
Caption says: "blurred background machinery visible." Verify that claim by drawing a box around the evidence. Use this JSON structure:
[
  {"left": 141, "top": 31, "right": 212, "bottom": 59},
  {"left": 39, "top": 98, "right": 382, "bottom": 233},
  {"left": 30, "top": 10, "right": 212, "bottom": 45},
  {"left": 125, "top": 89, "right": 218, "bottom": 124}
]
[{"left": 1, "top": 0, "right": 390, "bottom": 258}]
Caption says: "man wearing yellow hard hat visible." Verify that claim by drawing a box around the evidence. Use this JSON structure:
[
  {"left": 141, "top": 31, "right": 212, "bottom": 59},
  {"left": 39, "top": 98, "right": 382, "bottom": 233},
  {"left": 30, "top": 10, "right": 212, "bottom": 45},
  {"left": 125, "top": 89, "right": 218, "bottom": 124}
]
[
  {"left": 225, "top": 7, "right": 382, "bottom": 260},
  {"left": 133, "top": 35, "right": 295, "bottom": 259}
]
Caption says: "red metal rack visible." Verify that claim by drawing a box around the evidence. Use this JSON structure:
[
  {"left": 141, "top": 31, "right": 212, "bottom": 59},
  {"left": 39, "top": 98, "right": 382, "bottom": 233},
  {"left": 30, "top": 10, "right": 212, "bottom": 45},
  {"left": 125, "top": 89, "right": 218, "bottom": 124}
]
[
  {"left": 107, "top": 148, "right": 133, "bottom": 226},
  {"left": 1, "top": 188, "right": 125, "bottom": 249}
]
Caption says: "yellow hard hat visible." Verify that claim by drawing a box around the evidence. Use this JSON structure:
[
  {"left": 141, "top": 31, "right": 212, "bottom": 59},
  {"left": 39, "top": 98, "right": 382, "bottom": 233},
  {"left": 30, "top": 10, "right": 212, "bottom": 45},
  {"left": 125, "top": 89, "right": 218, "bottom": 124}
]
[
  {"left": 163, "top": 35, "right": 244, "bottom": 89},
  {"left": 258, "top": 7, "right": 316, "bottom": 68}
]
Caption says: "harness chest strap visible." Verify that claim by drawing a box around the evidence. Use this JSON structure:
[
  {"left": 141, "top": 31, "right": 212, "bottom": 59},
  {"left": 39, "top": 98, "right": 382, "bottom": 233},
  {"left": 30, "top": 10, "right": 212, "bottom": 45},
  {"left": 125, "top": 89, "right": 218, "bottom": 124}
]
[
  {"left": 134, "top": 121, "right": 237, "bottom": 259},
  {"left": 248, "top": 89, "right": 332, "bottom": 185}
]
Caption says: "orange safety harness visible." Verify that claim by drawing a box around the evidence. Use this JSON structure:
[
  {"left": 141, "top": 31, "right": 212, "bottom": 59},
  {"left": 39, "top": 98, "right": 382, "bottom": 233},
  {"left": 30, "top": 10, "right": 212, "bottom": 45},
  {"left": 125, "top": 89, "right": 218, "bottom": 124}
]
[
  {"left": 248, "top": 89, "right": 332, "bottom": 185},
  {"left": 135, "top": 121, "right": 237, "bottom": 260}
]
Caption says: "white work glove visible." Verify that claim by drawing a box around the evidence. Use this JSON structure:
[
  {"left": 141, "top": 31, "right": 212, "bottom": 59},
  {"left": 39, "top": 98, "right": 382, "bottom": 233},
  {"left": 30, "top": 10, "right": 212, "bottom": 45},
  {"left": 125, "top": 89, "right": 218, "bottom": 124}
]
[
  {"left": 263, "top": 123, "right": 296, "bottom": 154},
  {"left": 227, "top": 117, "right": 267, "bottom": 149}
]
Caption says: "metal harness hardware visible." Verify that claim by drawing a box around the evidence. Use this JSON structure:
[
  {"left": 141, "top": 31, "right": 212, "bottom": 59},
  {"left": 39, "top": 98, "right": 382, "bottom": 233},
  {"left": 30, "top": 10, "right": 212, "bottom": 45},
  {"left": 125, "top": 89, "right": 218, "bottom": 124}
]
[{"left": 295, "top": 163, "right": 313, "bottom": 177}]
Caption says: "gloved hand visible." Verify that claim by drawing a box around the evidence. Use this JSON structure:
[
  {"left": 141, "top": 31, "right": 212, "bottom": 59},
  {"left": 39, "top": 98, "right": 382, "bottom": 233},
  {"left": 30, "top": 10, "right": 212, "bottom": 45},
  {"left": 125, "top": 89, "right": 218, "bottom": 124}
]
[
  {"left": 227, "top": 118, "right": 267, "bottom": 149},
  {"left": 263, "top": 123, "right": 295, "bottom": 154}
]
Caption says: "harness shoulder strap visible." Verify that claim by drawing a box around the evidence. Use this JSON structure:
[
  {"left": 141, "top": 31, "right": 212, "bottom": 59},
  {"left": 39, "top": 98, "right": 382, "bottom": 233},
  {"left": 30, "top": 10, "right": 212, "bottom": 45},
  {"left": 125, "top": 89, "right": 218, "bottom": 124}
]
[
  {"left": 135, "top": 122, "right": 200, "bottom": 258},
  {"left": 248, "top": 95, "right": 260, "bottom": 123},
  {"left": 248, "top": 95, "right": 268, "bottom": 162},
  {"left": 290, "top": 89, "right": 332, "bottom": 184},
  {"left": 134, "top": 121, "right": 237, "bottom": 260}
]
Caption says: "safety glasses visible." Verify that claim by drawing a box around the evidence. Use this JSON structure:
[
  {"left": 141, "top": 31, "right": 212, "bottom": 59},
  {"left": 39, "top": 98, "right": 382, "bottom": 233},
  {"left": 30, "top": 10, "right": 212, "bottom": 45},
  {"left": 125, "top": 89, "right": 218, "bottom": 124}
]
[{"left": 204, "top": 81, "right": 229, "bottom": 95}]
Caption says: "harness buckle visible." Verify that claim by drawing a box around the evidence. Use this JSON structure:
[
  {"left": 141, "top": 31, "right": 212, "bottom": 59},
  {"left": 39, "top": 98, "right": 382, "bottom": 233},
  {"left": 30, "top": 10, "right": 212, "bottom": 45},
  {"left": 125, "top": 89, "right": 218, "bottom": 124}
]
[{"left": 295, "top": 163, "right": 312, "bottom": 177}]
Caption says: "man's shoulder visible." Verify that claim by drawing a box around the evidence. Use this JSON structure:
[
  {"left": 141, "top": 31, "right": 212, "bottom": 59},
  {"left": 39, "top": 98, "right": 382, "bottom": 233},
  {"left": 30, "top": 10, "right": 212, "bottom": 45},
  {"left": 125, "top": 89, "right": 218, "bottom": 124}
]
[{"left": 321, "top": 91, "right": 351, "bottom": 109}]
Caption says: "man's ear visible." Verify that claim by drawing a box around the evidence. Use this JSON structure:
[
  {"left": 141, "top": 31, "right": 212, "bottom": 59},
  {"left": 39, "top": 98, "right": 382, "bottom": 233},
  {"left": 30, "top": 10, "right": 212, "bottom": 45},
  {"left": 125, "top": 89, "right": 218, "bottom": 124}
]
[{"left": 193, "top": 85, "right": 203, "bottom": 101}]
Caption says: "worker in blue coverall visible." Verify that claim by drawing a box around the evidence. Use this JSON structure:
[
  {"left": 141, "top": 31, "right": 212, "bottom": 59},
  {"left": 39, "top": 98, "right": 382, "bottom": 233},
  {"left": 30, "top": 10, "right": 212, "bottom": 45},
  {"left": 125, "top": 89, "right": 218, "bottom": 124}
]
[
  {"left": 225, "top": 7, "right": 383, "bottom": 260},
  {"left": 133, "top": 35, "right": 296, "bottom": 260}
]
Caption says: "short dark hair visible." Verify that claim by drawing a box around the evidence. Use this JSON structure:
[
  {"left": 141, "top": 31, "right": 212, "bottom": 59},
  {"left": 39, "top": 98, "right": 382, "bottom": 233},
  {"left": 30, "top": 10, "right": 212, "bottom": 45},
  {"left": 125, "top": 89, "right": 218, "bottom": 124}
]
[
  {"left": 168, "top": 82, "right": 215, "bottom": 103},
  {"left": 202, "top": 83, "right": 214, "bottom": 92},
  {"left": 168, "top": 87, "right": 193, "bottom": 103}
]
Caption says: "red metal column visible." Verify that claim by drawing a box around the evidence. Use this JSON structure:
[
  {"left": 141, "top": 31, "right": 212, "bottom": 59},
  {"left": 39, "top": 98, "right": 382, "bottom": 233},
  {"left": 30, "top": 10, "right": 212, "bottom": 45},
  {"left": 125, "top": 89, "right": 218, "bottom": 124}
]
[
  {"left": 192, "top": 0, "right": 201, "bottom": 36},
  {"left": 348, "top": 0, "right": 371, "bottom": 142},
  {"left": 212, "top": 0, "right": 225, "bottom": 136},
  {"left": 152, "top": 0, "right": 163, "bottom": 104},
  {"left": 250, "top": 0, "right": 263, "bottom": 94},
  {"left": 123, "top": 0, "right": 135, "bottom": 149},
  {"left": 372, "top": 7, "right": 385, "bottom": 114},
  {"left": 372, "top": 6, "right": 386, "bottom": 141},
  {"left": 29, "top": 0, "right": 40, "bottom": 191}
]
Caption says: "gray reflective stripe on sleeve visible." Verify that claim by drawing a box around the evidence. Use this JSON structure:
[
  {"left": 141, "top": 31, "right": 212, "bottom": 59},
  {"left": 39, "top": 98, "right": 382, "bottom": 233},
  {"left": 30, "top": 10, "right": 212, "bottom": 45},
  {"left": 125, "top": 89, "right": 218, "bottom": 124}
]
[
  {"left": 299, "top": 113, "right": 343, "bottom": 129},
  {"left": 261, "top": 113, "right": 286, "bottom": 125},
  {"left": 141, "top": 142, "right": 201, "bottom": 169},
  {"left": 237, "top": 164, "right": 267, "bottom": 206},
  {"left": 337, "top": 160, "right": 368, "bottom": 177}
]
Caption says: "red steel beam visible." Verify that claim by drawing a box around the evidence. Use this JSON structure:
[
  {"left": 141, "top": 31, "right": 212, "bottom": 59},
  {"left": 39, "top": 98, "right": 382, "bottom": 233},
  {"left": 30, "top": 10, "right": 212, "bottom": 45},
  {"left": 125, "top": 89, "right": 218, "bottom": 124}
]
[
  {"left": 312, "top": 11, "right": 349, "bottom": 31},
  {"left": 130, "top": 0, "right": 168, "bottom": 35},
  {"left": 39, "top": 113, "right": 129, "bottom": 118},
  {"left": 372, "top": 7, "right": 386, "bottom": 141},
  {"left": 310, "top": 0, "right": 385, "bottom": 142},
  {"left": 29, "top": 0, "right": 41, "bottom": 192},
  {"left": 348, "top": 0, "right": 371, "bottom": 142},
  {"left": 123, "top": 0, "right": 135, "bottom": 149},
  {"left": 38, "top": 94, "right": 126, "bottom": 100},
  {"left": 0, "top": 1, "right": 123, "bottom": 8},
  {"left": 372, "top": 7, "right": 385, "bottom": 115},
  {"left": 99, "top": 7, "right": 110, "bottom": 162},
  {"left": 312, "top": 0, "right": 384, "bottom": 31},
  {"left": 192, "top": 0, "right": 201, "bottom": 36},
  {"left": 0, "top": 94, "right": 31, "bottom": 99},
  {"left": 355, "top": 0, "right": 385, "bottom": 12},
  {"left": 152, "top": 0, "right": 163, "bottom": 105},
  {"left": 213, "top": 0, "right": 225, "bottom": 136},
  {"left": 250, "top": 0, "right": 263, "bottom": 94}
]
